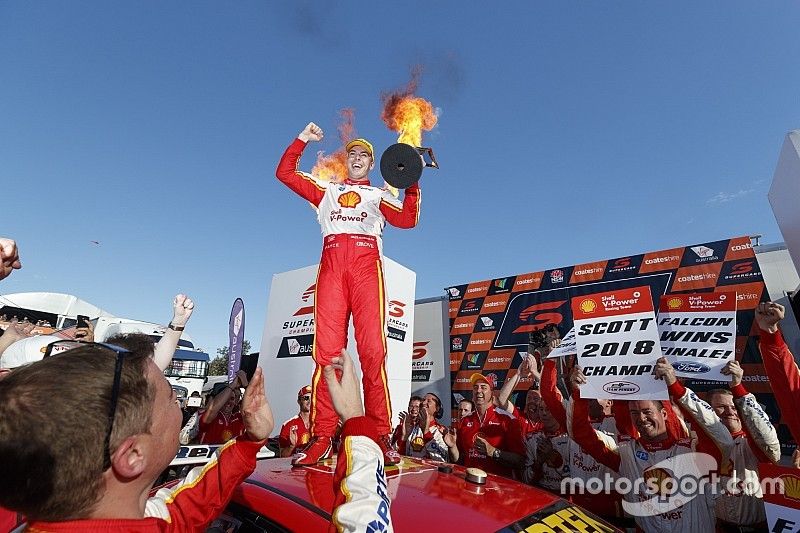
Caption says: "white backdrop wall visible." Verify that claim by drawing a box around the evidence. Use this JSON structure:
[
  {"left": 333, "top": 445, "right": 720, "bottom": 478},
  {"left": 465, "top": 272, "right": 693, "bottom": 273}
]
[{"left": 260, "top": 258, "right": 416, "bottom": 434}]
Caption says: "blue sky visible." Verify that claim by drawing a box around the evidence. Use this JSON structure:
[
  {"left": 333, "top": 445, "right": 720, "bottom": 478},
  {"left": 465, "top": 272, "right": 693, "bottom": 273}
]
[{"left": 2, "top": 1, "right": 798, "bottom": 354}]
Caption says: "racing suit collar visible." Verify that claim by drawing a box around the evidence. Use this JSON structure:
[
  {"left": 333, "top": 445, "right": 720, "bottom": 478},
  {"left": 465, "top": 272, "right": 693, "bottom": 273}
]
[
  {"left": 345, "top": 177, "right": 370, "bottom": 186},
  {"left": 639, "top": 435, "right": 676, "bottom": 452}
]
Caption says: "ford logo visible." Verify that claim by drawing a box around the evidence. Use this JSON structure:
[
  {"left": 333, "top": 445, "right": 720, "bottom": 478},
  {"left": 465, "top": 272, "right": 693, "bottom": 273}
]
[
  {"left": 673, "top": 361, "right": 710, "bottom": 374},
  {"left": 602, "top": 381, "right": 641, "bottom": 395}
]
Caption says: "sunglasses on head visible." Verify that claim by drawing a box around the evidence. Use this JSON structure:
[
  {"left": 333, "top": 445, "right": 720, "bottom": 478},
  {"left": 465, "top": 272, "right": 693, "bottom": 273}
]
[{"left": 45, "top": 340, "right": 131, "bottom": 470}]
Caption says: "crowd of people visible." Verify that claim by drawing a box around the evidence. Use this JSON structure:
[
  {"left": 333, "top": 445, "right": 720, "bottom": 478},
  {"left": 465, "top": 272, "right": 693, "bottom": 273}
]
[
  {"left": 2, "top": 223, "right": 800, "bottom": 533},
  {"left": 377, "top": 308, "right": 800, "bottom": 532}
]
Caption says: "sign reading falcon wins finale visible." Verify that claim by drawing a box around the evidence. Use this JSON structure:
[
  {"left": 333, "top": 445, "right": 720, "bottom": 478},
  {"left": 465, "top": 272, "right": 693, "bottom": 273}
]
[
  {"left": 574, "top": 286, "right": 667, "bottom": 400},
  {"left": 658, "top": 292, "right": 737, "bottom": 381}
]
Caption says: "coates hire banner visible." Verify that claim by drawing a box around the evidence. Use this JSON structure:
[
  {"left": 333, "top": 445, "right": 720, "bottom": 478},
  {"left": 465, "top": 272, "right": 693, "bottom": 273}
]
[
  {"left": 445, "top": 236, "right": 795, "bottom": 446},
  {"left": 260, "top": 258, "right": 416, "bottom": 431},
  {"left": 411, "top": 298, "right": 451, "bottom": 419}
]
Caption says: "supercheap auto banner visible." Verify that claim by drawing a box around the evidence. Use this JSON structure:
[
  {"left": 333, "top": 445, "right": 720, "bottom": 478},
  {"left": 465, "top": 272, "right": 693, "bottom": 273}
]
[{"left": 445, "top": 236, "right": 793, "bottom": 448}]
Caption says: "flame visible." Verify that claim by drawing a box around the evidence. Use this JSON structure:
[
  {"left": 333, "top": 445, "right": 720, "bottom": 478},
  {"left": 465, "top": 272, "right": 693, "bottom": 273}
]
[
  {"left": 311, "top": 108, "right": 357, "bottom": 183},
  {"left": 381, "top": 67, "right": 438, "bottom": 147}
]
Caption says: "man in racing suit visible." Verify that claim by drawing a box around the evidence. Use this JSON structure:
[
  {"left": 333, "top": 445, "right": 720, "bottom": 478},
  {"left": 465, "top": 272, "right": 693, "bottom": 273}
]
[
  {"left": 755, "top": 301, "right": 800, "bottom": 444},
  {"left": 276, "top": 122, "right": 421, "bottom": 467},
  {"left": 711, "top": 360, "right": 780, "bottom": 530},
  {"left": 570, "top": 357, "right": 734, "bottom": 532}
]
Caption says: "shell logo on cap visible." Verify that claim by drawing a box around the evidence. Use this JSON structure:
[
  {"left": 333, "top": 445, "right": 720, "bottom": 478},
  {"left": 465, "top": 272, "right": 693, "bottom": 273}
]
[
  {"left": 667, "top": 297, "right": 683, "bottom": 310},
  {"left": 337, "top": 191, "right": 362, "bottom": 208},
  {"left": 579, "top": 299, "right": 597, "bottom": 314}
]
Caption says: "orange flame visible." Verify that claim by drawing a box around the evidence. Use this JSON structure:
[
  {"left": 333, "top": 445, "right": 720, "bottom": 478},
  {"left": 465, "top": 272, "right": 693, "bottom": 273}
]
[
  {"left": 311, "top": 108, "right": 357, "bottom": 183},
  {"left": 381, "top": 68, "right": 438, "bottom": 147}
]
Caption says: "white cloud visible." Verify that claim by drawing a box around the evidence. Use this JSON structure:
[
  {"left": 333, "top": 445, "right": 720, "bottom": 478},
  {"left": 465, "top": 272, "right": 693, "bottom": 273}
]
[{"left": 706, "top": 189, "right": 755, "bottom": 204}]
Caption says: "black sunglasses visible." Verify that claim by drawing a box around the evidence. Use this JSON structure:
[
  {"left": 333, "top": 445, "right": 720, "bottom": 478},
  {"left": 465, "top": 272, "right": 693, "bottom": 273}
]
[{"left": 45, "top": 340, "right": 131, "bottom": 470}]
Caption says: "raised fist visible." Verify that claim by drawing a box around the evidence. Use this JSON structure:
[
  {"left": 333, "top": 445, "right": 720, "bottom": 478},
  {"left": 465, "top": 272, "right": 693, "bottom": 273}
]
[{"left": 298, "top": 122, "right": 324, "bottom": 143}]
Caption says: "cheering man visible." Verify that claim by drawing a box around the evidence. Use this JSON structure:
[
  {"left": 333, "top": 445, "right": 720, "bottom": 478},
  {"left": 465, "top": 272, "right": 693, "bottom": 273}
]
[{"left": 276, "top": 122, "right": 421, "bottom": 466}]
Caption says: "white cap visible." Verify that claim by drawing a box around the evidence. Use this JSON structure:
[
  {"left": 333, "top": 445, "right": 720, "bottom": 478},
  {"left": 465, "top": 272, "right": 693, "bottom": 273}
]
[{"left": 0, "top": 335, "right": 64, "bottom": 370}]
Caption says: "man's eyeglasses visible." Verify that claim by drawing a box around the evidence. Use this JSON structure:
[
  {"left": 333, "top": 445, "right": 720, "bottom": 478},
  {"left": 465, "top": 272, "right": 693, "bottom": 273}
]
[{"left": 45, "top": 340, "right": 131, "bottom": 470}]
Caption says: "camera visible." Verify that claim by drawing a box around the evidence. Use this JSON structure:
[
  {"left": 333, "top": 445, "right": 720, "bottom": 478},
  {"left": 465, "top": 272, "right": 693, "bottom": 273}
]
[{"left": 527, "top": 324, "right": 560, "bottom": 350}]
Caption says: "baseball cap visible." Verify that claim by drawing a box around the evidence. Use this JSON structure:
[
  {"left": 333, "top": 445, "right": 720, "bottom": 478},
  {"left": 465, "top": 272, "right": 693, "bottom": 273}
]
[
  {"left": 470, "top": 372, "right": 497, "bottom": 390},
  {"left": 345, "top": 138, "right": 374, "bottom": 159},
  {"left": 298, "top": 385, "right": 312, "bottom": 397},
  {"left": 0, "top": 335, "right": 63, "bottom": 370}
]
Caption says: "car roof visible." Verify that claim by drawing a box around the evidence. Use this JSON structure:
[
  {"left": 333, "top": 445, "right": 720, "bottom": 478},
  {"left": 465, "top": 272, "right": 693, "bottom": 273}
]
[{"left": 232, "top": 456, "right": 566, "bottom": 532}]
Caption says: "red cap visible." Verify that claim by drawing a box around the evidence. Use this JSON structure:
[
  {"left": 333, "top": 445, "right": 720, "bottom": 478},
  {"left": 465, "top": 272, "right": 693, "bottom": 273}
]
[
  {"left": 469, "top": 372, "right": 497, "bottom": 390},
  {"left": 298, "top": 385, "right": 312, "bottom": 397}
]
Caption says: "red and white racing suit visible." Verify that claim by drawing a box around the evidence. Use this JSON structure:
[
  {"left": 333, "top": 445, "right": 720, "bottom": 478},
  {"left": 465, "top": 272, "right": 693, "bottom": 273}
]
[
  {"left": 278, "top": 414, "right": 311, "bottom": 456},
  {"left": 25, "top": 437, "right": 266, "bottom": 532},
  {"left": 277, "top": 138, "right": 421, "bottom": 437},
  {"left": 571, "top": 382, "right": 734, "bottom": 533},
  {"left": 539, "top": 359, "right": 622, "bottom": 518},
  {"left": 758, "top": 328, "right": 800, "bottom": 443},
  {"left": 330, "top": 416, "right": 394, "bottom": 533},
  {"left": 715, "top": 382, "right": 780, "bottom": 526}
]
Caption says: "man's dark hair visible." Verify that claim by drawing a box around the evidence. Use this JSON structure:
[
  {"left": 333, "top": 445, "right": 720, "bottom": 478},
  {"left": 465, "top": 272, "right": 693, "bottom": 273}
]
[{"left": 0, "top": 340, "right": 154, "bottom": 521}]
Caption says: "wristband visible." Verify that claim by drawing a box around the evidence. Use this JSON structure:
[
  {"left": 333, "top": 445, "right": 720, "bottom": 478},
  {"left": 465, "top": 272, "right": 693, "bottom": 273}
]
[{"left": 168, "top": 323, "right": 185, "bottom": 331}]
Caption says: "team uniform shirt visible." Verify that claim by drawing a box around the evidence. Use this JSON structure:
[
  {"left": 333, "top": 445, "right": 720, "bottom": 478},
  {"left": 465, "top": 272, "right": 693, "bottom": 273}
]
[
  {"left": 539, "top": 359, "right": 622, "bottom": 517},
  {"left": 198, "top": 410, "right": 244, "bottom": 445},
  {"left": 715, "top": 383, "right": 781, "bottom": 526},
  {"left": 456, "top": 405, "right": 525, "bottom": 478},
  {"left": 571, "top": 382, "right": 734, "bottom": 533},
  {"left": 277, "top": 138, "right": 421, "bottom": 438},
  {"left": 278, "top": 414, "right": 311, "bottom": 456},
  {"left": 522, "top": 431, "right": 571, "bottom": 491},
  {"left": 511, "top": 405, "right": 543, "bottom": 439},
  {"left": 759, "top": 329, "right": 800, "bottom": 444},
  {"left": 25, "top": 438, "right": 265, "bottom": 532},
  {"left": 401, "top": 422, "right": 449, "bottom": 462}
]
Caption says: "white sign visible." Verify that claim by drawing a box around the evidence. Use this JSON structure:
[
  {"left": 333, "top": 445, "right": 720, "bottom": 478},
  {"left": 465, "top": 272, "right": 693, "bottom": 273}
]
[
  {"left": 573, "top": 286, "right": 667, "bottom": 400},
  {"left": 547, "top": 327, "right": 577, "bottom": 358},
  {"left": 658, "top": 292, "right": 737, "bottom": 381},
  {"left": 260, "top": 258, "right": 416, "bottom": 433},
  {"left": 411, "top": 297, "right": 451, "bottom": 418}
]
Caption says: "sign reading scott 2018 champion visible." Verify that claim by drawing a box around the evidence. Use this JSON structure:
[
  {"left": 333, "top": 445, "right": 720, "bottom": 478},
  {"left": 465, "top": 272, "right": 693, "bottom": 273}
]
[
  {"left": 445, "top": 236, "right": 779, "bottom": 426},
  {"left": 573, "top": 286, "right": 666, "bottom": 400}
]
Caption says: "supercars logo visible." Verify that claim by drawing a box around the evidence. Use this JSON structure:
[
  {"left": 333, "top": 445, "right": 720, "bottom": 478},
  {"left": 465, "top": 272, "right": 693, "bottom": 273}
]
[
  {"left": 412, "top": 341, "right": 429, "bottom": 360},
  {"left": 666, "top": 297, "right": 683, "bottom": 310},
  {"left": 579, "top": 299, "right": 597, "bottom": 314},
  {"left": 612, "top": 257, "right": 632, "bottom": 269},
  {"left": 294, "top": 284, "right": 316, "bottom": 316},
  {"left": 337, "top": 191, "right": 362, "bottom": 208},
  {"left": 512, "top": 300, "right": 567, "bottom": 334},
  {"left": 550, "top": 269, "right": 564, "bottom": 284},
  {"left": 388, "top": 300, "right": 406, "bottom": 318},
  {"left": 730, "top": 262, "right": 754, "bottom": 275}
]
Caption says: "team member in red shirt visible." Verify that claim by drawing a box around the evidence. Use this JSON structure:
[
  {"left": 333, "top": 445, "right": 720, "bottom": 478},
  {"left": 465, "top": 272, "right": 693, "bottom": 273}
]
[
  {"left": 445, "top": 373, "right": 525, "bottom": 477},
  {"left": 276, "top": 122, "right": 421, "bottom": 467},
  {"left": 199, "top": 370, "right": 247, "bottom": 444},
  {"left": 755, "top": 301, "right": 800, "bottom": 444},
  {"left": 279, "top": 385, "right": 313, "bottom": 457}
]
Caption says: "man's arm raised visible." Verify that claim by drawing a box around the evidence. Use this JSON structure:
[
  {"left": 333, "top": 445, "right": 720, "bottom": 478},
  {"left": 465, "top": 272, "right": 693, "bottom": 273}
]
[{"left": 276, "top": 122, "right": 328, "bottom": 206}]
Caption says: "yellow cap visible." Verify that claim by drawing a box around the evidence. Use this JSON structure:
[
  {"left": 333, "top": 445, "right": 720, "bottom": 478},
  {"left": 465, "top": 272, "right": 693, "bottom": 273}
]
[{"left": 345, "top": 138, "right": 374, "bottom": 159}]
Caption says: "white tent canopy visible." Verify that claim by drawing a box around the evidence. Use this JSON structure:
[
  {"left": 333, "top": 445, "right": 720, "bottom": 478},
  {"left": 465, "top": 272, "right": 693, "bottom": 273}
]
[{"left": 0, "top": 292, "right": 115, "bottom": 319}]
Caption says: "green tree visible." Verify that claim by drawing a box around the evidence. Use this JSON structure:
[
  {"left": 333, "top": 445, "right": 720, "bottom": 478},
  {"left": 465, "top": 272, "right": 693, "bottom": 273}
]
[{"left": 208, "top": 340, "right": 252, "bottom": 376}]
